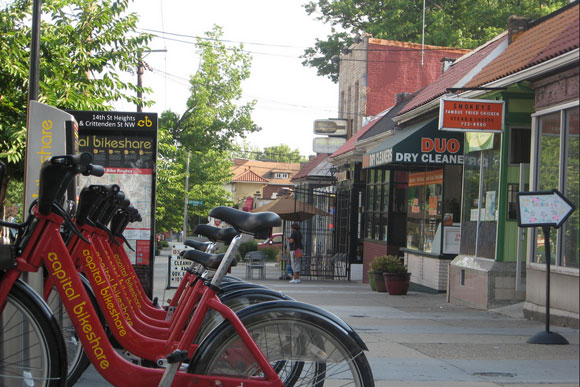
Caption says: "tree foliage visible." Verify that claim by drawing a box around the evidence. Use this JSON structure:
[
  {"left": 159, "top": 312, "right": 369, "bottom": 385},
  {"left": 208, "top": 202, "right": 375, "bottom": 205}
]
[
  {"left": 166, "top": 25, "right": 260, "bottom": 152},
  {"left": 302, "top": 0, "right": 568, "bottom": 82},
  {"left": 0, "top": 0, "right": 151, "bottom": 173},
  {"left": 259, "top": 144, "right": 305, "bottom": 163},
  {"left": 155, "top": 26, "right": 258, "bottom": 233}
]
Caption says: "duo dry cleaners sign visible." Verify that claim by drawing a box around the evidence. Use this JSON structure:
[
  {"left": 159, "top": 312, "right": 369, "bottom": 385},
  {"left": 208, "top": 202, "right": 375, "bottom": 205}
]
[{"left": 364, "top": 120, "right": 464, "bottom": 168}]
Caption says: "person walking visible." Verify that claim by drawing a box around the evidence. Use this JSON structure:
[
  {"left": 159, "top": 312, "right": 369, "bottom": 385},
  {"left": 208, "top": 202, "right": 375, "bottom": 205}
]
[{"left": 287, "top": 223, "right": 303, "bottom": 284}]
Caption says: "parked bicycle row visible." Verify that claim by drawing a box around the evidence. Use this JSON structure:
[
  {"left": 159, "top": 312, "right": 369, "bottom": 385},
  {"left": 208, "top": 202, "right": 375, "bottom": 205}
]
[{"left": 0, "top": 153, "right": 374, "bottom": 386}]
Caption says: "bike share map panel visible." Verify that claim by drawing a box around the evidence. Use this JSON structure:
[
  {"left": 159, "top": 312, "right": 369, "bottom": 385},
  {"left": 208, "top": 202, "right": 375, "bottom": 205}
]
[{"left": 68, "top": 110, "right": 158, "bottom": 297}]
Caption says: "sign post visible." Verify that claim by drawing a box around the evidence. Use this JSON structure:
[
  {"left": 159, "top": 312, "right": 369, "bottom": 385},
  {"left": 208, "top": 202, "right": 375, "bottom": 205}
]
[{"left": 516, "top": 190, "right": 575, "bottom": 345}]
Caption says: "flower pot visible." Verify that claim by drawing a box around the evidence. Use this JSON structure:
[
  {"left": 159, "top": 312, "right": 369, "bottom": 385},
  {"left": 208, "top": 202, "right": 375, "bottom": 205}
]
[
  {"left": 368, "top": 271, "right": 376, "bottom": 291},
  {"left": 374, "top": 272, "right": 387, "bottom": 293},
  {"left": 383, "top": 272, "right": 411, "bottom": 295}
]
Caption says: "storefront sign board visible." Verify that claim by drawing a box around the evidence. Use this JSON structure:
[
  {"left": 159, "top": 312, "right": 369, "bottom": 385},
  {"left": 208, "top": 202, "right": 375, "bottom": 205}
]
[
  {"left": 313, "top": 119, "right": 348, "bottom": 136},
  {"left": 363, "top": 120, "right": 464, "bottom": 168},
  {"left": 439, "top": 97, "right": 505, "bottom": 132},
  {"left": 68, "top": 110, "right": 158, "bottom": 295}
]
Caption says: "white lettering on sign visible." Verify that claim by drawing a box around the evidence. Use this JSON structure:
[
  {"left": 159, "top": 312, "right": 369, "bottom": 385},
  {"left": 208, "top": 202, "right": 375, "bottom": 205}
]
[{"left": 369, "top": 148, "right": 392, "bottom": 167}]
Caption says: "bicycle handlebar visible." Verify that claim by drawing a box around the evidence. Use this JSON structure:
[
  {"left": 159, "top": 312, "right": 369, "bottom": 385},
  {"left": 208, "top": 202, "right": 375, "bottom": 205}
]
[{"left": 37, "top": 153, "right": 104, "bottom": 215}]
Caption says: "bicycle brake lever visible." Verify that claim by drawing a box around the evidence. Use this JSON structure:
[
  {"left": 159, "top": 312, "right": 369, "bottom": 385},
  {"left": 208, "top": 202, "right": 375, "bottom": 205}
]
[
  {"left": 96, "top": 222, "right": 119, "bottom": 246},
  {"left": 52, "top": 203, "right": 90, "bottom": 244},
  {"left": 117, "top": 233, "right": 135, "bottom": 252}
]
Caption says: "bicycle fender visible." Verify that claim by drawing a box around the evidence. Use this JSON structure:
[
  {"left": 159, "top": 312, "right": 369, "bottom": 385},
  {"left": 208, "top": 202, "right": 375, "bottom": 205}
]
[
  {"left": 237, "top": 300, "right": 369, "bottom": 351},
  {"left": 13, "top": 279, "right": 56, "bottom": 320},
  {"left": 218, "top": 287, "right": 292, "bottom": 303},
  {"left": 195, "top": 300, "right": 368, "bottom": 364}
]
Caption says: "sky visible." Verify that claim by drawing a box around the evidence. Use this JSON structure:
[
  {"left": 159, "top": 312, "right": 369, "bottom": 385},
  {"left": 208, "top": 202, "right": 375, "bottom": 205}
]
[{"left": 115, "top": 0, "right": 339, "bottom": 157}]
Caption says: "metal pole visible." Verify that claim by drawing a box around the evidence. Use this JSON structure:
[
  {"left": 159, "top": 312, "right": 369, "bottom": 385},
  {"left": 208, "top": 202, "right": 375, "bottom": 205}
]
[
  {"left": 137, "top": 55, "right": 143, "bottom": 112},
  {"left": 515, "top": 163, "right": 526, "bottom": 292},
  {"left": 421, "top": 0, "right": 426, "bottom": 66},
  {"left": 23, "top": 0, "right": 43, "bottom": 294},
  {"left": 182, "top": 150, "right": 190, "bottom": 243},
  {"left": 542, "top": 225, "right": 551, "bottom": 333},
  {"left": 28, "top": 0, "right": 42, "bottom": 102}
]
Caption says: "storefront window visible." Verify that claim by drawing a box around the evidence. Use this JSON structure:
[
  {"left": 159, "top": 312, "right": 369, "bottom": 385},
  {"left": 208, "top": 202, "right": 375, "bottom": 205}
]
[
  {"left": 536, "top": 112, "right": 560, "bottom": 264},
  {"left": 564, "top": 108, "right": 579, "bottom": 268},
  {"left": 406, "top": 169, "right": 443, "bottom": 253},
  {"left": 459, "top": 134, "right": 501, "bottom": 259},
  {"left": 365, "top": 169, "right": 390, "bottom": 241},
  {"left": 533, "top": 107, "right": 579, "bottom": 268}
]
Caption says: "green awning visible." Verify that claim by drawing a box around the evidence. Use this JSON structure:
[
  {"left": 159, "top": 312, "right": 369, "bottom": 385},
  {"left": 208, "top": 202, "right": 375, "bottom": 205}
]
[{"left": 363, "top": 119, "right": 464, "bottom": 168}]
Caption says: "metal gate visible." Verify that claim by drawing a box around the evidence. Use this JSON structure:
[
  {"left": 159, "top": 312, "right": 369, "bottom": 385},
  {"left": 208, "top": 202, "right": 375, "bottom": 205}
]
[{"left": 291, "top": 187, "right": 350, "bottom": 280}]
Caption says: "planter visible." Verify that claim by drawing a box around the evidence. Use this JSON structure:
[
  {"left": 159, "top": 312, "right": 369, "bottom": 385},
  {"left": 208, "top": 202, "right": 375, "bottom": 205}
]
[
  {"left": 368, "top": 271, "right": 376, "bottom": 291},
  {"left": 383, "top": 272, "right": 411, "bottom": 295},
  {"left": 374, "top": 272, "right": 387, "bottom": 293}
]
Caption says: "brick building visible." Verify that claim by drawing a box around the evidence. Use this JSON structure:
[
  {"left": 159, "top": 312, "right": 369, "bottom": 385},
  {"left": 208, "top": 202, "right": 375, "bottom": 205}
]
[{"left": 338, "top": 35, "right": 469, "bottom": 135}]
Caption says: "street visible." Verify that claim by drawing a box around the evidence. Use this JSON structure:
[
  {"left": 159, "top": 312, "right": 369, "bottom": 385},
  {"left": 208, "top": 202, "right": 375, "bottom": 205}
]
[{"left": 78, "top": 252, "right": 579, "bottom": 386}]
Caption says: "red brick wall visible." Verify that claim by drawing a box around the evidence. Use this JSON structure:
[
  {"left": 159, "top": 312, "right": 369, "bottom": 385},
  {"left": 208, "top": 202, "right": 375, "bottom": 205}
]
[
  {"left": 366, "top": 43, "right": 465, "bottom": 116},
  {"left": 362, "top": 240, "right": 388, "bottom": 283}
]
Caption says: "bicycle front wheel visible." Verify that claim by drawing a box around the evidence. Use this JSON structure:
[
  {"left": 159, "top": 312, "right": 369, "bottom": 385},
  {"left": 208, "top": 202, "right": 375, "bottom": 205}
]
[
  {"left": 190, "top": 306, "right": 374, "bottom": 386},
  {"left": 0, "top": 280, "right": 67, "bottom": 387}
]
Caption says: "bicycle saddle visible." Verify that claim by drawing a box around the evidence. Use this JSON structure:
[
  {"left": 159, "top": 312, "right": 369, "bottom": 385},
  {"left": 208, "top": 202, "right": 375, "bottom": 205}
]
[
  {"left": 193, "top": 224, "right": 237, "bottom": 244},
  {"left": 208, "top": 207, "right": 281, "bottom": 235},
  {"left": 180, "top": 249, "right": 237, "bottom": 270},
  {"left": 183, "top": 239, "right": 211, "bottom": 251}
]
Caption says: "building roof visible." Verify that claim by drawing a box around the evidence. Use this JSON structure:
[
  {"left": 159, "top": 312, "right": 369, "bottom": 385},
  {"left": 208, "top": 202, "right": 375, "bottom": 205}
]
[
  {"left": 291, "top": 153, "right": 331, "bottom": 181},
  {"left": 398, "top": 33, "right": 508, "bottom": 115},
  {"left": 231, "top": 169, "right": 268, "bottom": 183},
  {"left": 330, "top": 95, "right": 416, "bottom": 160},
  {"left": 330, "top": 117, "right": 382, "bottom": 158},
  {"left": 368, "top": 38, "right": 469, "bottom": 55},
  {"left": 230, "top": 158, "right": 301, "bottom": 185},
  {"left": 360, "top": 96, "right": 415, "bottom": 140},
  {"left": 466, "top": 3, "right": 579, "bottom": 87}
]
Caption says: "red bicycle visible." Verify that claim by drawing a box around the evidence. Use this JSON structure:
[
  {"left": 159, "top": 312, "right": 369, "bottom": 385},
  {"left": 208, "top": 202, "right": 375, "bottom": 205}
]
[{"left": 0, "top": 154, "right": 374, "bottom": 387}]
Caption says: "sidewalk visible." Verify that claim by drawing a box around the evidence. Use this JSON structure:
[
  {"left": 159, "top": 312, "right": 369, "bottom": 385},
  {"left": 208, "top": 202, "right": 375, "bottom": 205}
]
[{"left": 77, "top": 252, "right": 579, "bottom": 386}]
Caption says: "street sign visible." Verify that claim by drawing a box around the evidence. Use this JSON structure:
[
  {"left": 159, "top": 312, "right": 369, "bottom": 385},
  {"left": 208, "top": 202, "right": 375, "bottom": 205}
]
[
  {"left": 188, "top": 200, "right": 204, "bottom": 206},
  {"left": 516, "top": 190, "right": 575, "bottom": 228}
]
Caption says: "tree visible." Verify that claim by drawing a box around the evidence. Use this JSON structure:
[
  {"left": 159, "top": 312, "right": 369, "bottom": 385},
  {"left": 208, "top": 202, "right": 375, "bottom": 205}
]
[
  {"left": 0, "top": 0, "right": 151, "bottom": 215},
  {"left": 259, "top": 144, "right": 305, "bottom": 163},
  {"left": 166, "top": 25, "right": 260, "bottom": 153},
  {"left": 0, "top": 0, "right": 151, "bottom": 171},
  {"left": 155, "top": 26, "right": 258, "bottom": 232},
  {"left": 302, "top": 0, "right": 568, "bottom": 82}
]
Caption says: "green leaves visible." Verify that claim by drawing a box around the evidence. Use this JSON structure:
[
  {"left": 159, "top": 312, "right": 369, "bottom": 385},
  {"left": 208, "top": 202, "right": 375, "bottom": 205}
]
[
  {"left": 302, "top": 0, "right": 569, "bottom": 82},
  {"left": 155, "top": 26, "right": 258, "bottom": 233},
  {"left": 0, "top": 0, "right": 151, "bottom": 173}
]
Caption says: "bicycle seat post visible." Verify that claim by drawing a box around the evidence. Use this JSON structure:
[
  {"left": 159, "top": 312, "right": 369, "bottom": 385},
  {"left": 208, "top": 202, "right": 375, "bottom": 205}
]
[{"left": 209, "top": 233, "right": 242, "bottom": 288}]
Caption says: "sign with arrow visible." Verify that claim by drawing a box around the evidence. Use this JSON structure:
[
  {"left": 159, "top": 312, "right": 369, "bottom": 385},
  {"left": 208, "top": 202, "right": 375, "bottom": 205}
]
[{"left": 516, "top": 190, "right": 575, "bottom": 228}]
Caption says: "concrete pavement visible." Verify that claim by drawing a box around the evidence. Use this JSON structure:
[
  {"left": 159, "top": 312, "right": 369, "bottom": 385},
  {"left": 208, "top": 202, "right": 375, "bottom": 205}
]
[{"left": 77, "top": 250, "right": 579, "bottom": 386}]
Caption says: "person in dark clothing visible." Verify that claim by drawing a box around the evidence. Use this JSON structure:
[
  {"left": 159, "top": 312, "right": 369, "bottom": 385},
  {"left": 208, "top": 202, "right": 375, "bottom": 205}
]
[{"left": 287, "top": 223, "right": 303, "bottom": 283}]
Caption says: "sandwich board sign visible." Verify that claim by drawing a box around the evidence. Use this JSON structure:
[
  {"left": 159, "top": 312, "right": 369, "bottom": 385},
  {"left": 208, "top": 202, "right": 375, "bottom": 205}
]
[{"left": 516, "top": 189, "right": 575, "bottom": 345}]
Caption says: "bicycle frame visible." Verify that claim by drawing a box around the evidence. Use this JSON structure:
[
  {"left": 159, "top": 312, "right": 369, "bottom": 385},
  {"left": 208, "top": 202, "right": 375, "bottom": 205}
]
[{"left": 0, "top": 208, "right": 283, "bottom": 387}]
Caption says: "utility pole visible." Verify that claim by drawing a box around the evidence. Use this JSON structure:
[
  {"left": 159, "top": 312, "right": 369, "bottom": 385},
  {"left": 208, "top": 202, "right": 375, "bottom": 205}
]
[
  {"left": 135, "top": 49, "right": 166, "bottom": 112},
  {"left": 182, "top": 150, "right": 191, "bottom": 242},
  {"left": 23, "top": 0, "right": 42, "bottom": 293}
]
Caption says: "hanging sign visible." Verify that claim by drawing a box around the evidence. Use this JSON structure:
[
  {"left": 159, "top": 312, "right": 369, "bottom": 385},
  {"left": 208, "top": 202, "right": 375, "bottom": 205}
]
[{"left": 439, "top": 98, "right": 504, "bottom": 132}]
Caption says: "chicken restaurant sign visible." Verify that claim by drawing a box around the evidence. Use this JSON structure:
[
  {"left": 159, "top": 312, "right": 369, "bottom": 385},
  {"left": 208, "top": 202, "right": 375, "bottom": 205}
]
[{"left": 439, "top": 97, "right": 505, "bottom": 132}]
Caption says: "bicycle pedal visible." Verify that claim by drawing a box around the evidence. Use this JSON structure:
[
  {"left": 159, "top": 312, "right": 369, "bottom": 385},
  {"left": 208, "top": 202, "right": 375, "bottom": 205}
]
[{"left": 166, "top": 350, "right": 188, "bottom": 364}]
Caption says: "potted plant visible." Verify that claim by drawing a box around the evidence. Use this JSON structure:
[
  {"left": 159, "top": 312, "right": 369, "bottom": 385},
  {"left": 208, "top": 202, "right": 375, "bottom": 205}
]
[
  {"left": 368, "top": 270, "right": 376, "bottom": 291},
  {"left": 382, "top": 255, "right": 411, "bottom": 295},
  {"left": 369, "top": 255, "right": 392, "bottom": 293}
]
